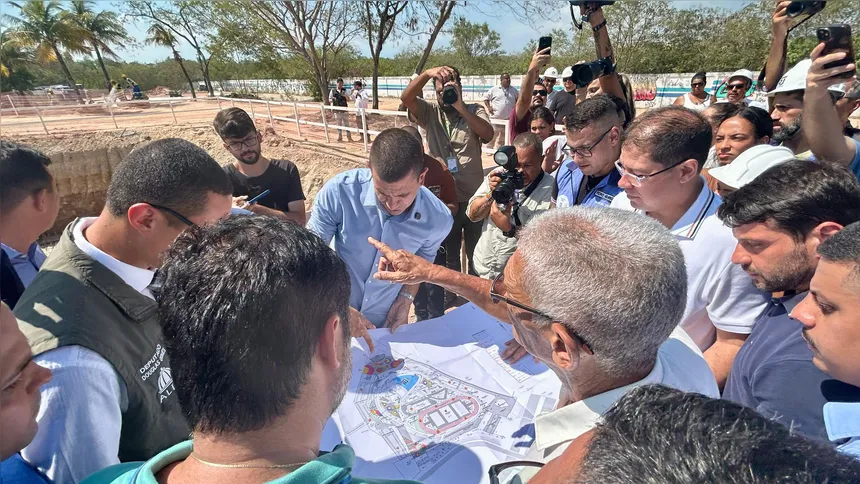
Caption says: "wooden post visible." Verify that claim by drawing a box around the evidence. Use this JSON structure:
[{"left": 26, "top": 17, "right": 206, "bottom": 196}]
[
  {"left": 320, "top": 105, "right": 330, "bottom": 143},
  {"left": 6, "top": 95, "right": 18, "bottom": 116},
  {"left": 266, "top": 101, "right": 277, "bottom": 134},
  {"left": 168, "top": 100, "right": 178, "bottom": 124},
  {"left": 34, "top": 107, "right": 49, "bottom": 135},
  {"left": 108, "top": 104, "right": 118, "bottom": 129},
  {"left": 361, "top": 109, "right": 369, "bottom": 153},
  {"left": 292, "top": 102, "right": 302, "bottom": 137}
]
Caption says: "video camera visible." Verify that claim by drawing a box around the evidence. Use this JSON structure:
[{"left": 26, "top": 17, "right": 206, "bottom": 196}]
[
  {"left": 491, "top": 146, "right": 524, "bottom": 206},
  {"left": 786, "top": 1, "right": 825, "bottom": 17},
  {"left": 568, "top": 57, "right": 615, "bottom": 88}
]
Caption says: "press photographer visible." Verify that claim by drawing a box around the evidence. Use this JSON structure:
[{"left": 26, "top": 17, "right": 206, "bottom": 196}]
[{"left": 466, "top": 133, "right": 555, "bottom": 279}]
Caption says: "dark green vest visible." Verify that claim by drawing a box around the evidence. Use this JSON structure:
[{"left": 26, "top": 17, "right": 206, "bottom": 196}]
[{"left": 15, "top": 219, "right": 189, "bottom": 462}]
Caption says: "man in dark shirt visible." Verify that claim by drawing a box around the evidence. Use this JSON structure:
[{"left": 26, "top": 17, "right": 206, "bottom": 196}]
[
  {"left": 401, "top": 126, "right": 456, "bottom": 321},
  {"left": 213, "top": 108, "right": 306, "bottom": 225},
  {"left": 718, "top": 160, "right": 860, "bottom": 440}
]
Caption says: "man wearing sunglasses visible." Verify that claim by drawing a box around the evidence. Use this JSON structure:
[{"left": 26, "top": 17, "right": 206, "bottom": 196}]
[
  {"left": 509, "top": 47, "right": 552, "bottom": 143},
  {"left": 13, "top": 139, "right": 233, "bottom": 483},
  {"left": 214, "top": 108, "right": 307, "bottom": 226},
  {"left": 553, "top": 95, "right": 623, "bottom": 209},
  {"left": 710, "top": 69, "right": 754, "bottom": 106},
  {"left": 368, "top": 207, "right": 718, "bottom": 478},
  {"left": 546, "top": 66, "right": 578, "bottom": 125},
  {"left": 610, "top": 106, "right": 770, "bottom": 389}
]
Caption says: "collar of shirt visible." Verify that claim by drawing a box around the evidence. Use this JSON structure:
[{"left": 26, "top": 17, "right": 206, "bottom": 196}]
[
  {"left": 361, "top": 181, "right": 420, "bottom": 223},
  {"left": 72, "top": 217, "right": 155, "bottom": 295},
  {"left": 670, "top": 178, "right": 721, "bottom": 240},
  {"left": 533, "top": 356, "right": 665, "bottom": 454},
  {"left": 1, "top": 242, "right": 43, "bottom": 265},
  {"left": 824, "top": 401, "right": 860, "bottom": 444}
]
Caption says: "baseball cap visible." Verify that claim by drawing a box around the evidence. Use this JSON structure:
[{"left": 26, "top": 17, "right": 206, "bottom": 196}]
[
  {"left": 728, "top": 69, "right": 754, "bottom": 85},
  {"left": 708, "top": 145, "right": 795, "bottom": 189},
  {"left": 561, "top": 66, "right": 574, "bottom": 79},
  {"left": 769, "top": 59, "right": 847, "bottom": 96},
  {"left": 543, "top": 67, "right": 559, "bottom": 79}
]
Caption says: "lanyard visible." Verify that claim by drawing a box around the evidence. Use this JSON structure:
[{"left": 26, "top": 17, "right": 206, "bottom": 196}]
[{"left": 513, "top": 171, "right": 545, "bottom": 227}]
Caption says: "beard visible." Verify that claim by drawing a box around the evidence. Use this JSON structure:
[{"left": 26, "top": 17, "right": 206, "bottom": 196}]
[
  {"left": 744, "top": 243, "right": 816, "bottom": 293},
  {"left": 772, "top": 114, "right": 803, "bottom": 143},
  {"left": 238, "top": 150, "right": 261, "bottom": 165}
]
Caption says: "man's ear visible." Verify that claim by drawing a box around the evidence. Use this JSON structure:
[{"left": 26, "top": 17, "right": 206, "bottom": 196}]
[
  {"left": 317, "top": 313, "right": 345, "bottom": 369},
  {"left": 127, "top": 203, "right": 161, "bottom": 234},
  {"left": 809, "top": 221, "right": 844, "bottom": 252},
  {"left": 549, "top": 322, "right": 581, "bottom": 371},
  {"left": 678, "top": 159, "right": 700, "bottom": 184},
  {"left": 32, "top": 188, "right": 49, "bottom": 213}
]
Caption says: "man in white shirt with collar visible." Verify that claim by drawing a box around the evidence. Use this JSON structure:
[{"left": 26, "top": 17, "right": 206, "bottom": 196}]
[
  {"left": 14, "top": 138, "right": 233, "bottom": 483},
  {"left": 483, "top": 73, "right": 519, "bottom": 149},
  {"left": 611, "top": 106, "right": 770, "bottom": 389},
  {"left": 368, "top": 207, "right": 719, "bottom": 475}
]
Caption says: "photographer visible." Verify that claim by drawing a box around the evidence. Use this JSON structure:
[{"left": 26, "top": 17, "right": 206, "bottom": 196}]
[
  {"left": 400, "top": 65, "right": 493, "bottom": 281},
  {"left": 351, "top": 81, "right": 371, "bottom": 142},
  {"left": 466, "top": 133, "right": 555, "bottom": 279}
]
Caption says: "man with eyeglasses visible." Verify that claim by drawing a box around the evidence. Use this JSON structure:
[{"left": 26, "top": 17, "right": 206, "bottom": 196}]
[
  {"left": 509, "top": 47, "right": 552, "bottom": 143},
  {"left": 610, "top": 106, "right": 770, "bottom": 389},
  {"left": 214, "top": 107, "right": 307, "bottom": 226},
  {"left": 13, "top": 138, "right": 233, "bottom": 483},
  {"left": 552, "top": 95, "right": 623, "bottom": 209},
  {"left": 467, "top": 133, "right": 554, "bottom": 279},
  {"left": 367, "top": 207, "right": 718, "bottom": 480},
  {"left": 710, "top": 69, "right": 754, "bottom": 106}
]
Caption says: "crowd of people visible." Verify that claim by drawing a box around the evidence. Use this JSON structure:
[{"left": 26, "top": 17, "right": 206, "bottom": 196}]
[{"left": 2, "top": 2, "right": 860, "bottom": 483}]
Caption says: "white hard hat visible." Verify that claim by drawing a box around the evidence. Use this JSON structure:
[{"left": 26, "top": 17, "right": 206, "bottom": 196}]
[
  {"left": 708, "top": 145, "right": 795, "bottom": 189},
  {"left": 769, "top": 59, "right": 847, "bottom": 96},
  {"left": 728, "top": 69, "right": 754, "bottom": 85},
  {"left": 561, "top": 66, "right": 574, "bottom": 78},
  {"left": 543, "top": 67, "right": 558, "bottom": 79}
]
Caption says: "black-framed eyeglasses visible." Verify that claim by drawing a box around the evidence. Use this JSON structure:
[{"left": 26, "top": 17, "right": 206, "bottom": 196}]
[
  {"left": 562, "top": 126, "right": 613, "bottom": 158},
  {"left": 147, "top": 203, "right": 194, "bottom": 227},
  {"left": 726, "top": 83, "right": 747, "bottom": 91},
  {"left": 532, "top": 89, "right": 548, "bottom": 96},
  {"left": 614, "top": 158, "right": 687, "bottom": 187},
  {"left": 489, "top": 272, "right": 594, "bottom": 355},
  {"left": 225, "top": 134, "right": 260, "bottom": 151},
  {"left": 489, "top": 460, "right": 544, "bottom": 484}
]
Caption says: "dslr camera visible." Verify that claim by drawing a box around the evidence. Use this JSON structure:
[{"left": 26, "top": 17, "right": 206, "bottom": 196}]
[
  {"left": 441, "top": 85, "right": 459, "bottom": 105},
  {"left": 568, "top": 57, "right": 615, "bottom": 88},
  {"left": 786, "top": 1, "right": 825, "bottom": 17},
  {"left": 491, "top": 146, "right": 524, "bottom": 206}
]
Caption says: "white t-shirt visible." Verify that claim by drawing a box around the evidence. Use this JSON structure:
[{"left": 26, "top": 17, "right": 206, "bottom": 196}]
[
  {"left": 611, "top": 181, "right": 770, "bottom": 349},
  {"left": 352, "top": 89, "right": 370, "bottom": 110},
  {"left": 483, "top": 85, "right": 518, "bottom": 120}
]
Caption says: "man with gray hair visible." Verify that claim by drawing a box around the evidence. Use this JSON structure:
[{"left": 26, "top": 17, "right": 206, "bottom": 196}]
[
  {"left": 368, "top": 207, "right": 719, "bottom": 471},
  {"left": 467, "top": 132, "right": 554, "bottom": 279}
]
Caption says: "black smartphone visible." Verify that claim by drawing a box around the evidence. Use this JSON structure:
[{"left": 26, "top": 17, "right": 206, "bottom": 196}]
[
  {"left": 538, "top": 36, "right": 552, "bottom": 56},
  {"left": 817, "top": 25, "right": 855, "bottom": 79}
]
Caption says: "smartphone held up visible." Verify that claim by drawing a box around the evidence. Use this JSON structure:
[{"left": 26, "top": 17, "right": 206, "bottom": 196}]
[{"left": 817, "top": 25, "right": 855, "bottom": 79}]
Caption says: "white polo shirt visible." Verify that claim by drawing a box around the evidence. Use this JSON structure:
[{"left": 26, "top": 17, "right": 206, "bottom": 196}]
[
  {"left": 522, "top": 327, "right": 719, "bottom": 467},
  {"left": 611, "top": 180, "right": 769, "bottom": 349}
]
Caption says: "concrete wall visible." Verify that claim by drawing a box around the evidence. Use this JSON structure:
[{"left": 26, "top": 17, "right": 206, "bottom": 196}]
[{"left": 46, "top": 145, "right": 134, "bottom": 235}]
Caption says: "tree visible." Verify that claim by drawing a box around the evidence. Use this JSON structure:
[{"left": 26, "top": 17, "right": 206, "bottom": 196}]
[
  {"left": 211, "top": 1, "right": 360, "bottom": 104},
  {"left": 1, "top": 31, "right": 37, "bottom": 92},
  {"left": 146, "top": 23, "right": 195, "bottom": 98},
  {"left": 361, "top": 1, "right": 409, "bottom": 109},
  {"left": 449, "top": 17, "right": 501, "bottom": 73},
  {"left": 69, "top": 0, "right": 129, "bottom": 90},
  {"left": 403, "top": 1, "right": 456, "bottom": 75},
  {"left": 5, "top": 0, "right": 89, "bottom": 100},
  {"left": 124, "top": 0, "right": 215, "bottom": 95}
]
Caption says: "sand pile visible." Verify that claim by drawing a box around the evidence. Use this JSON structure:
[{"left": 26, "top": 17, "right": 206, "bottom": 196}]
[{"left": 147, "top": 86, "right": 174, "bottom": 97}]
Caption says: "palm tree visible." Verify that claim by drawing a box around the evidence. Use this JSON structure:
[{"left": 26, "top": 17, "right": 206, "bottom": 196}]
[
  {"left": 146, "top": 23, "right": 195, "bottom": 99},
  {"left": 1, "top": 30, "right": 35, "bottom": 78},
  {"left": 69, "top": 0, "right": 129, "bottom": 90},
  {"left": 5, "top": 0, "right": 89, "bottom": 101}
]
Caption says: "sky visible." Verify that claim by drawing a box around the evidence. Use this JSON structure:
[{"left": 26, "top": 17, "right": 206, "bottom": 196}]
[{"left": 108, "top": 0, "right": 749, "bottom": 64}]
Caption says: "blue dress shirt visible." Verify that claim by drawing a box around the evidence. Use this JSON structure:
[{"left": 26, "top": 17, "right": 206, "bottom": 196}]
[
  {"left": 824, "top": 401, "right": 860, "bottom": 459},
  {"left": 553, "top": 160, "right": 622, "bottom": 208},
  {"left": 1, "top": 242, "right": 47, "bottom": 288},
  {"left": 307, "top": 168, "right": 453, "bottom": 327}
]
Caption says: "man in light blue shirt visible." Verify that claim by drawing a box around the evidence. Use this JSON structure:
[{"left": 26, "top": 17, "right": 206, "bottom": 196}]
[
  {"left": 792, "top": 221, "right": 860, "bottom": 458},
  {"left": 308, "top": 128, "right": 453, "bottom": 335},
  {"left": 0, "top": 141, "right": 59, "bottom": 308}
]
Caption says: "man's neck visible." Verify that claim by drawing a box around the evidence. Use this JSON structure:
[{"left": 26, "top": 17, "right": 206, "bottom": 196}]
[
  {"left": 234, "top": 155, "right": 270, "bottom": 178},
  {"left": 648, "top": 177, "right": 703, "bottom": 230},
  {"left": 783, "top": 133, "right": 810, "bottom": 155},
  {"left": 0, "top": 212, "right": 39, "bottom": 253},
  {"left": 557, "top": 362, "right": 653, "bottom": 406},
  {"left": 84, "top": 213, "right": 153, "bottom": 270}
]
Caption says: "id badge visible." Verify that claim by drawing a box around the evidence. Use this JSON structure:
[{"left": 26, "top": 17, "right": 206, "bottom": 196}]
[{"left": 446, "top": 156, "right": 459, "bottom": 173}]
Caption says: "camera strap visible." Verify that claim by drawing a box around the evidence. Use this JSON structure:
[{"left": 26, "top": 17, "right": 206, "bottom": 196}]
[{"left": 513, "top": 171, "right": 545, "bottom": 227}]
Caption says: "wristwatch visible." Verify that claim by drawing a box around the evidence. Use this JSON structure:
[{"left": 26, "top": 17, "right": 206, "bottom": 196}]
[
  {"left": 502, "top": 226, "right": 518, "bottom": 238},
  {"left": 398, "top": 291, "right": 415, "bottom": 302}
]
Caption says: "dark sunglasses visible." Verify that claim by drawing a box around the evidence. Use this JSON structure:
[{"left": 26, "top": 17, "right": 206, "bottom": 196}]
[
  {"left": 563, "top": 76, "right": 574, "bottom": 83},
  {"left": 691, "top": 82, "right": 704, "bottom": 87},
  {"left": 726, "top": 83, "right": 747, "bottom": 91},
  {"left": 532, "top": 89, "right": 548, "bottom": 96},
  {"left": 147, "top": 203, "right": 194, "bottom": 227},
  {"left": 489, "top": 461, "right": 544, "bottom": 484},
  {"left": 489, "top": 273, "right": 594, "bottom": 355}
]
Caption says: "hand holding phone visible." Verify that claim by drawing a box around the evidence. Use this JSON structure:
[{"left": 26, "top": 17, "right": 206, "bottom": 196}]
[
  {"left": 816, "top": 25, "right": 855, "bottom": 79},
  {"left": 538, "top": 36, "right": 552, "bottom": 58}
]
